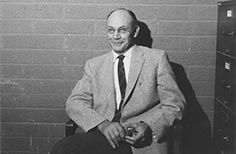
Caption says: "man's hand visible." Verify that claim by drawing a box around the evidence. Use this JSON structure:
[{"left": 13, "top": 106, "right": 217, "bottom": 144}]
[
  {"left": 97, "top": 120, "right": 125, "bottom": 149},
  {"left": 124, "top": 122, "right": 153, "bottom": 147}
]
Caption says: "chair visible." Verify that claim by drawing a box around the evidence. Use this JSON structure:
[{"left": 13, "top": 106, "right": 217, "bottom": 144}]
[{"left": 65, "top": 119, "right": 183, "bottom": 154}]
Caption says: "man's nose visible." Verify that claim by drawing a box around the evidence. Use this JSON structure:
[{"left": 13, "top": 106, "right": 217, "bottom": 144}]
[{"left": 113, "top": 30, "right": 121, "bottom": 39}]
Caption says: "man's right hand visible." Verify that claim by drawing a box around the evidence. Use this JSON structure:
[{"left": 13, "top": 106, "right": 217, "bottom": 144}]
[{"left": 97, "top": 120, "right": 125, "bottom": 149}]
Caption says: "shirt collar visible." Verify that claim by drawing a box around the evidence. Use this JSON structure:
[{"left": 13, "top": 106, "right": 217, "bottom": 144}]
[{"left": 112, "top": 45, "right": 136, "bottom": 63}]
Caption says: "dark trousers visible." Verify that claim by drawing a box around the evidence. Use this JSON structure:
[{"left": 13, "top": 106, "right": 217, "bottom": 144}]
[{"left": 50, "top": 129, "right": 132, "bottom": 154}]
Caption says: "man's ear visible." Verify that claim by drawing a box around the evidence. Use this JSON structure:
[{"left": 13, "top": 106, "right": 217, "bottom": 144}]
[{"left": 133, "top": 25, "right": 140, "bottom": 38}]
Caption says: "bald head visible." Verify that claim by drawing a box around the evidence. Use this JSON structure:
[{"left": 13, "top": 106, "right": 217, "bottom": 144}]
[{"left": 107, "top": 8, "right": 138, "bottom": 27}]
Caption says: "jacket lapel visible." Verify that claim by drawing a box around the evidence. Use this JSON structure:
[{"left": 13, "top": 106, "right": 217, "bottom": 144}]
[
  {"left": 101, "top": 52, "right": 117, "bottom": 111},
  {"left": 122, "top": 46, "right": 145, "bottom": 108}
]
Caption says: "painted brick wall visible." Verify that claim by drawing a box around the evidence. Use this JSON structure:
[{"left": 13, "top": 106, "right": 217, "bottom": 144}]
[{"left": 0, "top": 0, "right": 218, "bottom": 153}]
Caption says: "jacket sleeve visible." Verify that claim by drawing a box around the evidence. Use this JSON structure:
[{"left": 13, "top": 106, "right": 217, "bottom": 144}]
[{"left": 66, "top": 60, "right": 106, "bottom": 132}]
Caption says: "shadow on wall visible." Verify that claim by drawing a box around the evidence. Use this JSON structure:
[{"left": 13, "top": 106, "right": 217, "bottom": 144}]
[
  {"left": 171, "top": 62, "right": 216, "bottom": 154},
  {"left": 135, "top": 21, "right": 153, "bottom": 48},
  {"left": 136, "top": 20, "right": 215, "bottom": 154}
]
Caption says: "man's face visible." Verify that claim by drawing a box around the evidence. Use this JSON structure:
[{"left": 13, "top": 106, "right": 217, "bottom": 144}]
[{"left": 106, "top": 10, "right": 138, "bottom": 54}]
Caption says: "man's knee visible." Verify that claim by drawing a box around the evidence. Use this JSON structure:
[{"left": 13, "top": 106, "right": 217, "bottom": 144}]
[{"left": 51, "top": 137, "right": 70, "bottom": 154}]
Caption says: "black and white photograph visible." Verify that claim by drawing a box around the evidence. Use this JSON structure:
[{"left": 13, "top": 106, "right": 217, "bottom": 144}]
[{"left": 0, "top": 0, "right": 235, "bottom": 154}]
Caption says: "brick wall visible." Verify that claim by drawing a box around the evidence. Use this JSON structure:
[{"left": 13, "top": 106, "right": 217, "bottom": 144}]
[{"left": 0, "top": 0, "right": 218, "bottom": 153}]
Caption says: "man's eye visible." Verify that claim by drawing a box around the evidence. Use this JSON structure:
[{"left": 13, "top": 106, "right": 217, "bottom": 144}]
[
  {"left": 119, "top": 28, "right": 128, "bottom": 33},
  {"left": 107, "top": 29, "right": 115, "bottom": 34}
]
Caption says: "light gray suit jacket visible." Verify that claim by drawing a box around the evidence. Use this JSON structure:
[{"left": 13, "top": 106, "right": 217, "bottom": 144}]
[{"left": 66, "top": 45, "right": 185, "bottom": 154}]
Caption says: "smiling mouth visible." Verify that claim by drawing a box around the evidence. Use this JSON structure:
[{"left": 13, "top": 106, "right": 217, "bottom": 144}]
[{"left": 111, "top": 41, "right": 123, "bottom": 45}]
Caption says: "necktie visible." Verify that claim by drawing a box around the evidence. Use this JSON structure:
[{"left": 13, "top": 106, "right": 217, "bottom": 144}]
[{"left": 117, "top": 55, "right": 126, "bottom": 110}]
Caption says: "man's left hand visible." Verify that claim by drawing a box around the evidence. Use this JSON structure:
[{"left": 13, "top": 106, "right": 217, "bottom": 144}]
[{"left": 124, "top": 122, "right": 152, "bottom": 147}]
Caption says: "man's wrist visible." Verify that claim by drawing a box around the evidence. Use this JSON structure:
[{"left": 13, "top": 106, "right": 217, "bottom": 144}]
[{"left": 97, "top": 120, "right": 110, "bottom": 131}]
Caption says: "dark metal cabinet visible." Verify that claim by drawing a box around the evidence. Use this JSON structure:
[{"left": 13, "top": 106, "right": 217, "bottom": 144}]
[
  {"left": 215, "top": 54, "right": 235, "bottom": 110},
  {"left": 214, "top": 100, "right": 235, "bottom": 154},
  {"left": 217, "top": 1, "right": 236, "bottom": 57},
  {"left": 214, "top": 1, "right": 236, "bottom": 154}
]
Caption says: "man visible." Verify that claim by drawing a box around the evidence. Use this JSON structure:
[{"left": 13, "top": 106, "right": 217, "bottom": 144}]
[{"left": 51, "top": 8, "right": 185, "bottom": 154}]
